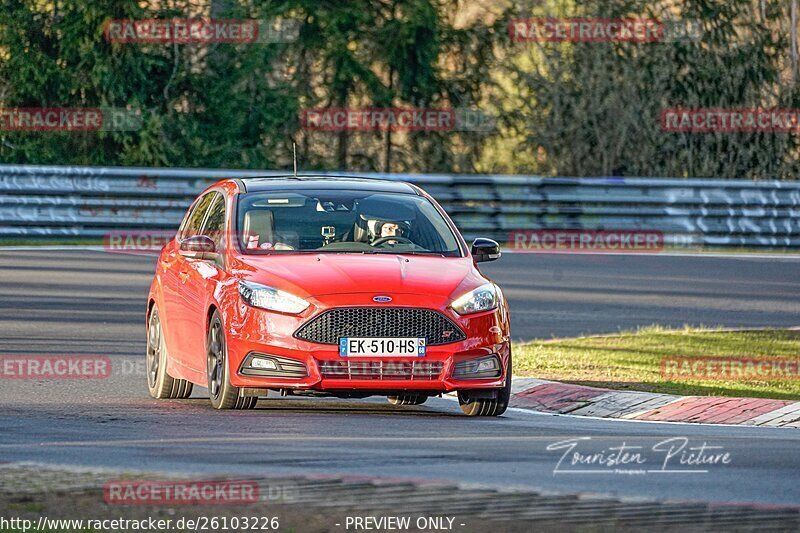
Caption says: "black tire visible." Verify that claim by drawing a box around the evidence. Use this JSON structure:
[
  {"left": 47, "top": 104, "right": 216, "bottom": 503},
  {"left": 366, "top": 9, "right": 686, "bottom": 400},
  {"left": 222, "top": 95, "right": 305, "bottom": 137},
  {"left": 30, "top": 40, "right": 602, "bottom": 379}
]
[
  {"left": 146, "top": 305, "right": 193, "bottom": 400},
  {"left": 457, "top": 353, "right": 512, "bottom": 417},
  {"left": 207, "top": 310, "right": 257, "bottom": 410},
  {"left": 387, "top": 394, "right": 427, "bottom": 406}
]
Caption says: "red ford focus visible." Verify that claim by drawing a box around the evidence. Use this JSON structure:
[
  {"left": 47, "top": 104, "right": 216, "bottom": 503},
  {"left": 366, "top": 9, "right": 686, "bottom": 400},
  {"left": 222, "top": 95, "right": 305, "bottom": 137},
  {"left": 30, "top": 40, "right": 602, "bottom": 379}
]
[{"left": 146, "top": 177, "right": 512, "bottom": 416}]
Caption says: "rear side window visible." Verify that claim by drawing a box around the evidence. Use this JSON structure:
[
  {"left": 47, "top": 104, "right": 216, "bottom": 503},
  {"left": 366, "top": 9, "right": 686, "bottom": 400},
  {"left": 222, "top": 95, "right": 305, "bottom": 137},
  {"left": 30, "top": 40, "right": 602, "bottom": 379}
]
[{"left": 179, "top": 193, "right": 216, "bottom": 239}]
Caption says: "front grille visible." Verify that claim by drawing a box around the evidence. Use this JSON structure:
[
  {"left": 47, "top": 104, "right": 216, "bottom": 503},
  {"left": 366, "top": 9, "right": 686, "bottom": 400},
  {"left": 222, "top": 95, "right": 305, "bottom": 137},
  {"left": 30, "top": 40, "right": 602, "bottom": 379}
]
[
  {"left": 294, "top": 307, "right": 466, "bottom": 345},
  {"left": 318, "top": 360, "right": 444, "bottom": 380}
]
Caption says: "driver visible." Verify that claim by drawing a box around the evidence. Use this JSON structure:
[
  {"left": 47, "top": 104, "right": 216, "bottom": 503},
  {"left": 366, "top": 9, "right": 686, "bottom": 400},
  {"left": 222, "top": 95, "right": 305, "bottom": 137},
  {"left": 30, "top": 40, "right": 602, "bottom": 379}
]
[{"left": 372, "top": 220, "right": 410, "bottom": 245}]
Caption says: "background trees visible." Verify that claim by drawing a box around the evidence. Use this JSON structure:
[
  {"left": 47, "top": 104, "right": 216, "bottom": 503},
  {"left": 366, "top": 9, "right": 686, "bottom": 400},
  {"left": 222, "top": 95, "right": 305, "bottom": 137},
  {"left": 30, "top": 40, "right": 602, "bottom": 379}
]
[
  {"left": 495, "top": 0, "right": 800, "bottom": 179},
  {"left": 1, "top": 0, "right": 799, "bottom": 179}
]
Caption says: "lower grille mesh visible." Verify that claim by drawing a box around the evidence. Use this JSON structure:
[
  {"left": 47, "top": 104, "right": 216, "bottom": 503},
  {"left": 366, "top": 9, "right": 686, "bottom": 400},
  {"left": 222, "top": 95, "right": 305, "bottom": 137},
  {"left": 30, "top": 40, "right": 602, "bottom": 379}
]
[
  {"left": 318, "top": 360, "right": 444, "bottom": 380},
  {"left": 295, "top": 307, "right": 465, "bottom": 345}
]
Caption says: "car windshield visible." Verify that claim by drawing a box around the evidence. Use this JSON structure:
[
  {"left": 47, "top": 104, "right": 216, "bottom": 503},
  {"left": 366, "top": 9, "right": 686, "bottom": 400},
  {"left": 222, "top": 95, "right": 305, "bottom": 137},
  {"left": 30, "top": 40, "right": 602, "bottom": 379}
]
[{"left": 237, "top": 189, "right": 462, "bottom": 256}]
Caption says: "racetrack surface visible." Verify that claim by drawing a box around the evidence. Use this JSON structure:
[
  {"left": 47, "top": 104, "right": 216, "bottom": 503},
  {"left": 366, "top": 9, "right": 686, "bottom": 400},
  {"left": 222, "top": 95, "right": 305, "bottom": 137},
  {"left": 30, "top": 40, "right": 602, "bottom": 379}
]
[{"left": 1, "top": 249, "right": 799, "bottom": 507}]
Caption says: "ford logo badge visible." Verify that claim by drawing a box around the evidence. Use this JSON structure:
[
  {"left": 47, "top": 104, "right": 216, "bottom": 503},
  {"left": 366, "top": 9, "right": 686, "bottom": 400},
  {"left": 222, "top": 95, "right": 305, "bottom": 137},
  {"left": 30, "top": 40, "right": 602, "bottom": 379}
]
[{"left": 373, "top": 295, "right": 392, "bottom": 303}]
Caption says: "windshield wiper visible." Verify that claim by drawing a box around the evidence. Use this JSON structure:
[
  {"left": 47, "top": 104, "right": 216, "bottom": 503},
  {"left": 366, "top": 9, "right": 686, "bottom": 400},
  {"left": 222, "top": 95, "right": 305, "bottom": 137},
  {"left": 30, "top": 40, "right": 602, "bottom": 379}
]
[{"left": 369, "top": 250, "right": 444, "bottom": 256}]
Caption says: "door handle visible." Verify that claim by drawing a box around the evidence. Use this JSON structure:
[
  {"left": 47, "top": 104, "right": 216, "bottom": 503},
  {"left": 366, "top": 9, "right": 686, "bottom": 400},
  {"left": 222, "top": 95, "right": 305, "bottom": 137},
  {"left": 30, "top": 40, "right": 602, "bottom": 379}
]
[{"left": 179, "top": 271, "right": 190, "bottom": 283}]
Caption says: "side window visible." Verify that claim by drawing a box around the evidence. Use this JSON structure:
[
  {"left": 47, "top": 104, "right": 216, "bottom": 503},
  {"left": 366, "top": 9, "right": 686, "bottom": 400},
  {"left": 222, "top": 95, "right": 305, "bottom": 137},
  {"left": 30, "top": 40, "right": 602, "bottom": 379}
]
[
  {"left": 178, "top": 193, "right": 216, "bottom": 239},
  {"left": 201, "top": 193, "right": 227, "bottom": 250}
]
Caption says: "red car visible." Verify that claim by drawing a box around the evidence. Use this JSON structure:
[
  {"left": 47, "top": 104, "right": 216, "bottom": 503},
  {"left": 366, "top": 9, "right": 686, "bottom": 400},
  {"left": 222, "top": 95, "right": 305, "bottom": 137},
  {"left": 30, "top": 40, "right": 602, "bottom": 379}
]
[{"left": 146, "top": 177, "right": 511, "bottom": 416}]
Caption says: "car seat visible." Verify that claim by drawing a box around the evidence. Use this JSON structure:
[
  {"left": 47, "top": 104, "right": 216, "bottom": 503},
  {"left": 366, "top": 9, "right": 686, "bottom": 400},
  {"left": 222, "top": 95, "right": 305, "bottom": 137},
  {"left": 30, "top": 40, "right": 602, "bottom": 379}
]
[{"left": 242, "top": 210, "right": 274, "bottom": 249}]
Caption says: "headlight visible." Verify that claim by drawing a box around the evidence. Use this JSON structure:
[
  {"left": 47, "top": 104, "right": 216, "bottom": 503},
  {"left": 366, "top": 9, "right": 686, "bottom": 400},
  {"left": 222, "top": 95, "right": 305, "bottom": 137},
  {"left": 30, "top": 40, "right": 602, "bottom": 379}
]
[
  {"left": 238, "top": 281, "right": 309, "bottom": 314},
  {"left": 451, "top": 283, "right": 498, "bottom": 315}
]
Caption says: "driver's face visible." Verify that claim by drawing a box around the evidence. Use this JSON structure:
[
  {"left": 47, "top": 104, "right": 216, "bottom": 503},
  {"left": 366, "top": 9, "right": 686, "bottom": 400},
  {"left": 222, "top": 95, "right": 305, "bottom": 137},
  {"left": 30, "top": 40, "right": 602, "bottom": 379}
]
[{"left": 381, "top": 223, "right": 400, "bottom": 238}]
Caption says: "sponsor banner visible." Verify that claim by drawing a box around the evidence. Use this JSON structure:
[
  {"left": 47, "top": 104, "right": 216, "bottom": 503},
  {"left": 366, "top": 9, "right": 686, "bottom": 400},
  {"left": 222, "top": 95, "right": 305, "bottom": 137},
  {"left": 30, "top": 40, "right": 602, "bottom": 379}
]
[
  {"left": 0, "top": 108, "right": 141, "bottom": 132},
  {"left": 104, "top": 480, "right": 260, "bottom": 505},
  {"left": 104, "top": 19, "right": 299, "bottom": 44},
  {"left": 662, "top": 357, "right": 800, "bottom": 380},
  {"left": 0, "top": 356, "right": 112, "bottom": 379},
  {"left": 509, "top": 18, "right": 701, "bottom": 43},
  {"left": 300, "top": 107, "right": 495, "bottom": 132},
  {"left": 661, "top": 108, "right": 800, "bottom": 133},
  {"left": 509, "top": 229, "right": 664, "bottom": 253}
]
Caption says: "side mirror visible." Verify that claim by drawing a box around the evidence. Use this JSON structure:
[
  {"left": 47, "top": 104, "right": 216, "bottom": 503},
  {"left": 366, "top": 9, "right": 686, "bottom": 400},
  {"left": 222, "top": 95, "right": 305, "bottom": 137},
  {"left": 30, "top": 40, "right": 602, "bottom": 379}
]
[
  {"left": 180, "top": 235, "right": 216, "bottom": 254},
  {"left": 471, "top": 238, "right": 501, "bottom": 263}
]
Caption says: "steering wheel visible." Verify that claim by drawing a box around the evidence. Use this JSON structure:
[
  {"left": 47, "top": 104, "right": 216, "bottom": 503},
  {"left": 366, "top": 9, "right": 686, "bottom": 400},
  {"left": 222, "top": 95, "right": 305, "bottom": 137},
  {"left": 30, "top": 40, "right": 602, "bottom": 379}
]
[{"left": 371, "top": 236, "right": 414, "bottom": 247}]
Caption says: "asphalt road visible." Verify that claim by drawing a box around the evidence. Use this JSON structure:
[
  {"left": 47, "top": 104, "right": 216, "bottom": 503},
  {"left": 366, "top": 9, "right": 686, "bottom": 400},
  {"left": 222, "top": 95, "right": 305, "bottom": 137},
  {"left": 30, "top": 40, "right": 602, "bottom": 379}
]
[
  {"left": 1, "top": 249, "right": 799, "bottom": 507},
  {"left": 490, "top": 251, "right": 800, "bottom": 339}
]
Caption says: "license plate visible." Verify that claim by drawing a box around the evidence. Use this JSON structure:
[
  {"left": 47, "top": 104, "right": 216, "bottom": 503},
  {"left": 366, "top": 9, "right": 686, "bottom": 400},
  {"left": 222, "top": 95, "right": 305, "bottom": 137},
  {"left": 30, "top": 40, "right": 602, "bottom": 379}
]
[{"left": 339, "top": 337, "right": 426, "bottom": 357}]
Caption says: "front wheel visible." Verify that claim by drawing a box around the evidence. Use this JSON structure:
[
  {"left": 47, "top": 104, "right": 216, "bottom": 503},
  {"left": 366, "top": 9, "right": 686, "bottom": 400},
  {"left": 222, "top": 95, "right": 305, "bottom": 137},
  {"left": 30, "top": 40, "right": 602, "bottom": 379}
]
[
  {"left": 207, "top": 310, "right": 257, "bottom": 410},
  {"left": 457, "top": 353, "right": 512, "bottom": 417}
]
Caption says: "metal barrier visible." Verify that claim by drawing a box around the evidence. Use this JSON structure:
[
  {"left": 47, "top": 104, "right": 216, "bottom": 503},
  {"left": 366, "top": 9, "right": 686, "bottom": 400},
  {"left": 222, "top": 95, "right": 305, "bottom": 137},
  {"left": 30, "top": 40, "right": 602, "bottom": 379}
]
[{"left": 2, "top": 164, "right": 800, "bottom": 247}]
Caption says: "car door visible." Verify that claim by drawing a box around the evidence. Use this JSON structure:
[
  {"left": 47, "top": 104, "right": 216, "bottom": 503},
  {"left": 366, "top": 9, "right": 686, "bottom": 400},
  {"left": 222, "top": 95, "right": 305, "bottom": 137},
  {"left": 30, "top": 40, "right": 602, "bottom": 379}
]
[
  {"left": 161, "top": 191, "right": 217, "bottom": 368},
  {"left": 174, "top": 191, "right": 228, "bottom": 373}
]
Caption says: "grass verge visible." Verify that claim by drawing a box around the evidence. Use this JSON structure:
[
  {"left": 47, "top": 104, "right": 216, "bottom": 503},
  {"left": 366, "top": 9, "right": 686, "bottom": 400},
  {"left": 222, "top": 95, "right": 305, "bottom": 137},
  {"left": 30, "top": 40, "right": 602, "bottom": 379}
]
[{"left": 514, "top": 326, "right": 800, "bottom": 400}]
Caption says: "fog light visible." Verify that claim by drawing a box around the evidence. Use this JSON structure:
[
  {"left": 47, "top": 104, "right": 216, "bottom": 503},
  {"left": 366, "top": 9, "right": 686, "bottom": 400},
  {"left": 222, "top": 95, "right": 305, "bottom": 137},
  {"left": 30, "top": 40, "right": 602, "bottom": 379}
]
[
  {"left": 251, "top": 357, "right": 278, "bottom": 370},
  {"left": 240, "top": 353, "right": 308, "bottom": 378},
  {"left": 453, "top": 355, "right": 501, "bottom": 379},
  {"left": 476, "top": 358, "right": 498, "bottom": 372}
]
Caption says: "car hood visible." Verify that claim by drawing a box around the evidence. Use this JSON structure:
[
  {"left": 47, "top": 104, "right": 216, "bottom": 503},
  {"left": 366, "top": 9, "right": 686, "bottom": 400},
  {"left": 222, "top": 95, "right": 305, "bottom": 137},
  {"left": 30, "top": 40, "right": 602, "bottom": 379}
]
[{"left": 235, "top": 253, "right": 483, "bottom": 299}]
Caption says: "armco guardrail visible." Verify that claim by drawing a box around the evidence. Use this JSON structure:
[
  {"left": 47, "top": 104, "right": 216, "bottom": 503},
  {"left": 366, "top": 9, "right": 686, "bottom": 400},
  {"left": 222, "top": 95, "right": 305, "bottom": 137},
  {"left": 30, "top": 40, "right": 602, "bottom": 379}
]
[{"left": 1, "top": 164, "right": 800, "bottom": 247}]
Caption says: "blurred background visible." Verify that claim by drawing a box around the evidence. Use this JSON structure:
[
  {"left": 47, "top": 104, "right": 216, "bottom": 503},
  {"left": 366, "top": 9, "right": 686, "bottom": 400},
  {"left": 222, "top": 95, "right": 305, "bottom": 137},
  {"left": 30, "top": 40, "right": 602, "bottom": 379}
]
[{"left": 3, "top": 0, "right": 799, "bottom": 179}]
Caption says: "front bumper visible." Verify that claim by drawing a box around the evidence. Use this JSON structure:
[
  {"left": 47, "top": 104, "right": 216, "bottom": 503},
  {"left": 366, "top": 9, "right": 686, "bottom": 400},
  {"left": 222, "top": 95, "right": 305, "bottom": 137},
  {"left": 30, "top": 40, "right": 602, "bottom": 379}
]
[{"left": 226, "top": 292, "right": 510, "bottom": 393}]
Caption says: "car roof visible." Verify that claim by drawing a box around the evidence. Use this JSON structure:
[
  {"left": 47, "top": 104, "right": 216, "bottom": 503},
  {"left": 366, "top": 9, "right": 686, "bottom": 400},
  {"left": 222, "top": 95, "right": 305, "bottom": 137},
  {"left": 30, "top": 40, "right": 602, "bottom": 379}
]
[{"left": 236, "top": 175, "right": 418, "bottom": 195}]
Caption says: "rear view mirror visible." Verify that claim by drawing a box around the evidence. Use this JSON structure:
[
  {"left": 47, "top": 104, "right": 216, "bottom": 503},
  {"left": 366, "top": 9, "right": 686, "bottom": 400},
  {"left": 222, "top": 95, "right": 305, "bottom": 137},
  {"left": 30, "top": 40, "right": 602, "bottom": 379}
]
[{"left": 471, "top": 238, "right": 501, "bottom": 263}]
